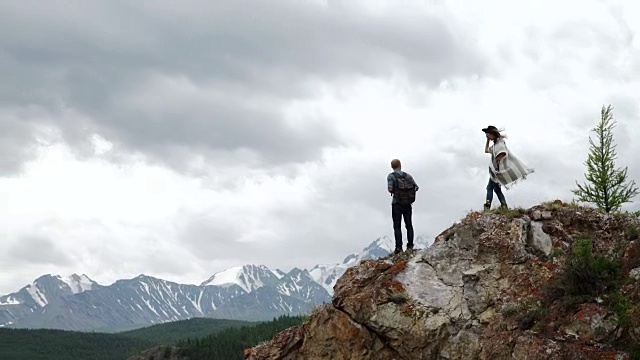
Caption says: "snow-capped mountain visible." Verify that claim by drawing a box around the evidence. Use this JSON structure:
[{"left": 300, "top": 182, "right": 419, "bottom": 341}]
[
  {"left": 200, "top": 265, "right": 280, "bottom": 293},
  {"left": 200, "top": 266, "right": 325, "bottom": 304},
  {"left": 9, "top": 274, "right": 247, "bottom": 332},
  {"left": 0, "top": 274, "right": 98, "bottom": 327},
  {"left": 6, "top": 267, "right": 331, "bottom": 331},
  {"left": 1, "top": 234, "right": 432, "bottom": 331},
  {"left": 210, "top": 268, "right": 329, "bottom": 322},
  {"left": 309, "top": 235, "right": 432, "bottom": 293},
  {"left": 274, "top": 268, "right": 329, "bottom": 305}
]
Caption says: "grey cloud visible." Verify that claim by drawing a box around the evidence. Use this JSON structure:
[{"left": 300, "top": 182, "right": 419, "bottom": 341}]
[
  {"left": 606, "top": 99, "right": 639, "bottom": 153},
  {"left": 566, "top": 100, "right": 639, "bottom": 177},
  {"left": 0, "top": 0, "right": 485, "bottom": 173},
  {"left": 523, "top": 15, "right": 634, "bottom": 93},
  {"left": 179, "top": 215, "right": 286, "bottom": 265},
  {"left": 7, "top": 236, "right": 73, "bottom": 266},
  {"left": 0, "top": 118, "right": 36, "bottom": 175},
  {"left": 102, "top": 83, "right": 340, "bottom": 167},
  {"left": 127, "top": 243, "right": 201, "bottom": 278}
]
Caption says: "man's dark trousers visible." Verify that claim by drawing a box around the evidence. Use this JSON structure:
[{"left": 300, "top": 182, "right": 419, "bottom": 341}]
[{"left": 392, "top": 203, "right": 414, "bottom": 251}]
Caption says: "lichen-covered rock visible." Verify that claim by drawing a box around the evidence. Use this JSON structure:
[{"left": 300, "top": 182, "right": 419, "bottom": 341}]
[
  {"left": 247, "top": 204, "right": 640, "bottom": 360},
  {"left": 563, "top": 304, "right": 619, "bottom": 342}
]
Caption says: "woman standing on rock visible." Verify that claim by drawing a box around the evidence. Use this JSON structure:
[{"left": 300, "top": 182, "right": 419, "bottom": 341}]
[{"left": 482, "top": 125, "right": 534, "bottom": 211}]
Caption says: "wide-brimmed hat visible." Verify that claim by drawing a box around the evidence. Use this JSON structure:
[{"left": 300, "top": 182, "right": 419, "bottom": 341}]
[{"left": 482, "top": 125, "right": 500, "bottom": 134}]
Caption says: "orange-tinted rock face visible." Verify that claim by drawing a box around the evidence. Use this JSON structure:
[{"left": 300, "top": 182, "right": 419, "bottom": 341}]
[{"left": 246, "top": 204, "right": 640, "bottom": 360}]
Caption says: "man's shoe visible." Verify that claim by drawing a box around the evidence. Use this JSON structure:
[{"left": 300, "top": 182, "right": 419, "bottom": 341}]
[
  {"left": 500, "top": 203, "right": 508, "bottom": 210},
  {"left": 483, "top": 203, "right": 491, "bottom": 211},
  {"left": 407, "top": 244, "right": 414, "bottom": 250},
  {"left": 394, "top": 248, "right": 402, "bottom": 254}
]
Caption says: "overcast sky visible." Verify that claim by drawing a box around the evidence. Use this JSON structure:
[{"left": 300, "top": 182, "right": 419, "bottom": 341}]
[{"left": 2, "top": 0, "right": 640, "bottom": 294}]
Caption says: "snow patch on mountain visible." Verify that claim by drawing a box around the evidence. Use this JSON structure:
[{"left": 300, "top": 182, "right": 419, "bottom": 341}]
[
  {"left": 202, "top": 267, "right": 243, "bottom": 287},
  {"left": 276, "top": 269, "right": 305, "bottom": 297},
  {"left": 273, "top": 268, "right": 330, "bottom": 306},
  {"left": 25, "top": 284, "right": 48, "bottom": 307},
  {"left": 273, "top": 269, "right": 286, "bottom": 279},
  {"left": 57, "top": 274, "right": 96, "bottom": 294},
  {"left": 201, "top": 265, "right": 279, "bottom": 293},
  {"left": 0, "top": 296, "right": 20, "bottom": 305}
]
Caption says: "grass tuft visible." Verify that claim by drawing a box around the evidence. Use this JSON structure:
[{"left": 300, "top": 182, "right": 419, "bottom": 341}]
[
  {"left": 626, "top": 225, "right": 640, "bottom": 241},
  {"left": 491, "top": 207, "right": 527, "bottom": 219}
]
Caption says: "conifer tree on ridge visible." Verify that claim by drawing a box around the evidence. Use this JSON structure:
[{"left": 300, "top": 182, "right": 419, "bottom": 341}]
[{"left": 573, "top": 104, "right": 638, "bottom": 213}]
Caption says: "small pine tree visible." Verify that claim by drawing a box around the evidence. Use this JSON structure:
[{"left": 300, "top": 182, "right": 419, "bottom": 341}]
[{"left": 573, "top": 105, "right": 639, "bottom": 213}]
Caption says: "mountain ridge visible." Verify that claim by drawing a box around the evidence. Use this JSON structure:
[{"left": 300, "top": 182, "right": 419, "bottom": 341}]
[
  {"left": 1, "top": 234, "right": 430, "bottom": 331},
  {"left": 0, "top": 273, "right": 99, "bottom": 328}
]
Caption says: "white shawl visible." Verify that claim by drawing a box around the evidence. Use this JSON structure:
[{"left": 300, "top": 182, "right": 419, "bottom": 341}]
[{"left": 489, "top": 139, "right": 534, "bottom": 189}]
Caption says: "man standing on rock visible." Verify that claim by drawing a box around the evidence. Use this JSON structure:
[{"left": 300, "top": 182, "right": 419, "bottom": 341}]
[
  {"left": 482, "top": 125, "right": 534, "bottom": 210},
  {"left": 387, "top": 159, "right": 419, "bottom": 254}
]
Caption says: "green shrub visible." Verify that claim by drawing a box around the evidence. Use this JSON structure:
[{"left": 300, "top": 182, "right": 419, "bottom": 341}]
[
  {"left": 550, "top": 247, "right": 566, "bottom": 259},
  {"left": 547, "top": 238, "right": 623, "bottom": 306},
  {"left": 542, "top": 237, "right": 639, "bottom": 355},
  {"left": 610, "top": 292, "right": 632, "bottom": 327},
  {"left": 517, "top": 303, "right": 549, "bottom": 331},
  {"left": 626, "top": 225, "right": 640, "bottom": 241}
]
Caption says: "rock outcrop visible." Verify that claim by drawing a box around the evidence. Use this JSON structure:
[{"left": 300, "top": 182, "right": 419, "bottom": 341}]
[{"left": 245, "top": 203, "right": 640, "bottom": 360}]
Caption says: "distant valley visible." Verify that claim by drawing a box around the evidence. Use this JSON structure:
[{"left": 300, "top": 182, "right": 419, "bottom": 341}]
[{"left": 0, "top": 316, "right": 299, "bottom": 360}]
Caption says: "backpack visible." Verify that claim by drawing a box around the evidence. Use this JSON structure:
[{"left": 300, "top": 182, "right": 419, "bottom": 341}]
[{"left": 393, "top": 172, "right": 416, "bottom": 205}]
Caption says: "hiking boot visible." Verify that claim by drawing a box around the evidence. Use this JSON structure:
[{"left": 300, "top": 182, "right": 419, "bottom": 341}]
[
  {"left": 406, "top": 244, "right": 414, "bottom": 250},
  {"left": 483, "top": 203, "right": 491, "bottom": 211},
  {"left": 394, "top": 248, "right": 402, "bottom": 255},
  {"left": 500, "top": 203, "right": 508, "bottom": 210}
]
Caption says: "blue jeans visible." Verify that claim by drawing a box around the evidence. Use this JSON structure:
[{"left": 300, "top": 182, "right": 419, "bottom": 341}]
[{"left": 486, "top": 179, "right": 507, "bottom": 206}]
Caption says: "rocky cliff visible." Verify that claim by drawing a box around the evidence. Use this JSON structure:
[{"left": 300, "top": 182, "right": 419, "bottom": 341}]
[{"left": 245, "top": 202, "right": 640, "bottom": 360}]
